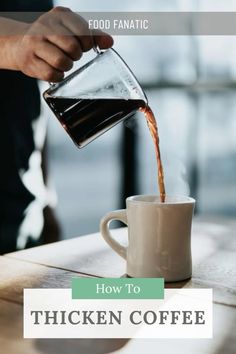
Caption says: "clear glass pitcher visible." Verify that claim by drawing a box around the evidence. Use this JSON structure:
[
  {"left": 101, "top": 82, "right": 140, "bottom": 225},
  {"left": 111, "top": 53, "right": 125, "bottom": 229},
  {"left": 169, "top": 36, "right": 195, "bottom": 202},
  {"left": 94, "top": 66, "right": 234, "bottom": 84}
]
[{"left": 43, "top": 48, "right": 147, "bottom": 148}]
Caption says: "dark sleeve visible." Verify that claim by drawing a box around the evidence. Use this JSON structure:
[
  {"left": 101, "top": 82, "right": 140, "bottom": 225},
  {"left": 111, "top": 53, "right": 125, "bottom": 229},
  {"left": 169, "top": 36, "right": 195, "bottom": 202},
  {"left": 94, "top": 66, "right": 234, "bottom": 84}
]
[{"left": 0, "top": 0, "right": 53, "bottom": 12}]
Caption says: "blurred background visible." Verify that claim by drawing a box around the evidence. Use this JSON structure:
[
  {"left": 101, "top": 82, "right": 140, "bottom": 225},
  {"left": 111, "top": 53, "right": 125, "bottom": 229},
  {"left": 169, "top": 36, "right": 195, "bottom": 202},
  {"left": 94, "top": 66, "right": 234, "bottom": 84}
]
[{"left": 39, "top": 0, "right": 236, "bottom": 238}]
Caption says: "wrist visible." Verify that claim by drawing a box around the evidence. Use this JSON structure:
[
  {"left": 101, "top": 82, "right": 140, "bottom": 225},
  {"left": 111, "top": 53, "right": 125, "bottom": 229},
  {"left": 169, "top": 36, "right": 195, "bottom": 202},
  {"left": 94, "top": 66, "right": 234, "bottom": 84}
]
[
  {"left": 7, "top": 36, "right": 23, "bottom": 71},
  {"left": 0, "top": 20, "right": 30, "bottom": 71}
]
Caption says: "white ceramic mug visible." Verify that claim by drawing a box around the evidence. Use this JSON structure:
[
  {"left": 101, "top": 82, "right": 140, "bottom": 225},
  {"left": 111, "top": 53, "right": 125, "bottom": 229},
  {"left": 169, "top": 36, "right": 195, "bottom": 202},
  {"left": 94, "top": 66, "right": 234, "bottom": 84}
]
[{"left": 100, "top": 195, "right": 195, "bottom": 281}]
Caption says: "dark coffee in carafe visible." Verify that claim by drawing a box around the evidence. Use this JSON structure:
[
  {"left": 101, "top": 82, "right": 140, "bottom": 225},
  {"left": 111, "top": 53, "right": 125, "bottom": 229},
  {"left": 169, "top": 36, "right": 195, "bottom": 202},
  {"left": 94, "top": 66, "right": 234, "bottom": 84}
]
[{"left": 44, "top": 96, "right": 146, "bottom": 148}]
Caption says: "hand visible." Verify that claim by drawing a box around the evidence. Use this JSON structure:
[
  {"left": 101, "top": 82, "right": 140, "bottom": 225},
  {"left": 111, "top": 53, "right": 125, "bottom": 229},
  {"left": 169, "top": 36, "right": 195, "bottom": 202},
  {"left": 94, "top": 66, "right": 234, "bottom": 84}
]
[{"left": 11, "top": 7, "right": 113, "bottom": 82}]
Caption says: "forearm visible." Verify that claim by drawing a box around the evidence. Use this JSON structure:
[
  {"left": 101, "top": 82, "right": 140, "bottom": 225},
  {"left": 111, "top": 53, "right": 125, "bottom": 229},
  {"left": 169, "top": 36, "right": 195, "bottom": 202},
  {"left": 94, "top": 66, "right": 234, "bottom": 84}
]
[{"left": 0, "top": 17, "right": 28, "bottom": 70}]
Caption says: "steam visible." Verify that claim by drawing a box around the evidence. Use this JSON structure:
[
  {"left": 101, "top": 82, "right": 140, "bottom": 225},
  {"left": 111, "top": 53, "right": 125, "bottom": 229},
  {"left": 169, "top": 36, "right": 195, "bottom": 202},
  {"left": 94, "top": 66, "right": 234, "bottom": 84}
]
[{"left": 164, "top": 155, "right": 190, "bottom": 196}]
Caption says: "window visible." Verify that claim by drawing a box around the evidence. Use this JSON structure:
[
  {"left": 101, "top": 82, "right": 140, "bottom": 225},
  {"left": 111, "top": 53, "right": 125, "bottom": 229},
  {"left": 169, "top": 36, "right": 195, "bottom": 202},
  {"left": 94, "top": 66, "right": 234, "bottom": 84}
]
[{"left": 42, "top": 0, "right": 236, "bottom": 238}]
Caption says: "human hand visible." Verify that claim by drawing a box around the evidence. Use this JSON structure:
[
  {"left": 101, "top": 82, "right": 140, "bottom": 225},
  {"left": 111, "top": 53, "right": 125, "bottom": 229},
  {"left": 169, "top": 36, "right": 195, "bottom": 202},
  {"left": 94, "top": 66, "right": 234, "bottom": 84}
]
[{"left": 11, "top": 7, "right": 113, "bottom": 82}]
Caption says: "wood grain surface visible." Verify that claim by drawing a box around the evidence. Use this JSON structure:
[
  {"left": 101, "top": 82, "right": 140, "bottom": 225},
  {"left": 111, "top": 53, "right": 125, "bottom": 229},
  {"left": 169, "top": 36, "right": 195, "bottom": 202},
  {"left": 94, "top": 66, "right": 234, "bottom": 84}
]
[
  {"left": 0, "top": 216, "right": 235, "bottom": 354},
  {"left": 0, "top": 257, "right": 90, "bottom": 304},
  {"left": 5, "top": 216, "right": 236, "bottom": 306}
]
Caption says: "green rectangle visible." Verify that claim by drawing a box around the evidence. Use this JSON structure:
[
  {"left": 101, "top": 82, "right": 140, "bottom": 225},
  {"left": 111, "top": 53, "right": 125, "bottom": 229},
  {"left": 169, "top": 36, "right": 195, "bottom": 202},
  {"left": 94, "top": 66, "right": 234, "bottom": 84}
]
[{"left": 72, "top": 278, "right": 164, "bottom": 299}]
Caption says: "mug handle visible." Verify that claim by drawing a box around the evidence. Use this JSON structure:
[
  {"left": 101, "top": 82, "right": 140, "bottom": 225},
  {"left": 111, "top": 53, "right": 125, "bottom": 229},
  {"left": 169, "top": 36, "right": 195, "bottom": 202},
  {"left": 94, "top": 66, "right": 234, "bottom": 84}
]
[{"left": 100, "top": 210, "right": 127, "bottom": 260}]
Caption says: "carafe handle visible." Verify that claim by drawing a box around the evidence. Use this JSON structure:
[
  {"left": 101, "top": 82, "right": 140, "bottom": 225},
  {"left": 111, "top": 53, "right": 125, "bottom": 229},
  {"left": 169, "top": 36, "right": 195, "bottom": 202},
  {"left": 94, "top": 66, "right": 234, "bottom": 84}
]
[{"left": 48, "top": 44, "right": 101, "bottom": 87}]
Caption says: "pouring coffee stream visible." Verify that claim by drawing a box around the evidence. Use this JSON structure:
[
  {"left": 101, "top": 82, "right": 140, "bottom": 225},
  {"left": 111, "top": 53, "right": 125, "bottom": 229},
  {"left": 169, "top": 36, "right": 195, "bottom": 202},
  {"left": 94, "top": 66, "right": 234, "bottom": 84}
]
[
  {"left": 141, "top": 105, "right": 166, "bottom": 203},
  {"left": 43, "top": 48, "right": 166, "bottom": 203}
]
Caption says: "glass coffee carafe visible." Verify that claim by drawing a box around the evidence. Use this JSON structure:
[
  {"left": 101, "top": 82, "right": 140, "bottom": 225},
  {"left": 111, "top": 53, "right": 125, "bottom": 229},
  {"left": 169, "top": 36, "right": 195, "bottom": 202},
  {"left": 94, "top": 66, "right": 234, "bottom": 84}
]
[{"left": 43, "top": 48, "right": 147, "bottom": 148}]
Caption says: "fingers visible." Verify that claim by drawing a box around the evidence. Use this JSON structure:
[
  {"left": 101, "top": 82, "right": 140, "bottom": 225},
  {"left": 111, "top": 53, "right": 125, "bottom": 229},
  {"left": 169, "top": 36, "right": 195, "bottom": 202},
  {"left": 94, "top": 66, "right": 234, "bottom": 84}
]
[
  {"left": 22, "top": 7, "right": 115, "bottom": 82},
  {"left": 49, "top": 7, "right": 113, "bottom": 53},
  {"left": 92, "top": 29, "right": 114, "bottom": 49},
  {"left": 47, "top": 28, "right": 83, "bottom": 61},
  {"left": 35, "top": 40, "right": 74, "bottom": 72},
  {"left": 54, "top": 9, "right": 94, "bottom": 52},
  {"left": 33, "top": 56, "right": 65, "bottom": 82}
]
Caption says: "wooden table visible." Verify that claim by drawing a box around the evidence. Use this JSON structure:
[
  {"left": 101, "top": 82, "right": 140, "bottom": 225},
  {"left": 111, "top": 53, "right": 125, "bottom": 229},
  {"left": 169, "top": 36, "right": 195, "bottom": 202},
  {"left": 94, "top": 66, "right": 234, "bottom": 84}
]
[{"left": 0, "top": 216, "right": 235, "bottom": 354}]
